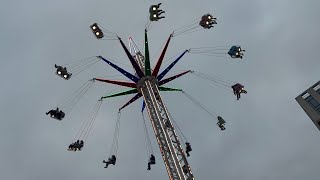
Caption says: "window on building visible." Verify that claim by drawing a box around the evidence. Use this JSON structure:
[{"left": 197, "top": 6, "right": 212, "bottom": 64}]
[
  {"left": 302, "top": 92, "right": 310, "bottom": 99},
  {"left": 305, "top": 95, "right": 320, "bottom": 115},
  {"left": 313, "top": 84, "right": 320, "bottom": 91},
  {"left": 312, "top": 83, "right": 320, "bottom": 95}
]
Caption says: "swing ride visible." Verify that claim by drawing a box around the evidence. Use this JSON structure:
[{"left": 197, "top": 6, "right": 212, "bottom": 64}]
[{"left": 46, "top": 3, "right": 247, "bottom": 180}]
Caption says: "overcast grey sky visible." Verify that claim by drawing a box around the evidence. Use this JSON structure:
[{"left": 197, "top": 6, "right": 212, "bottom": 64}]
[{"left": 1, "top": 0, "right": 320, "bottom": 179}]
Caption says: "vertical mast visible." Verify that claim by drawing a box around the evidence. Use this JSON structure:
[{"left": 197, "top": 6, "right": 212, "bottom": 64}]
[
  {"left": 133, "top": 29, "right": 194, "bottom": 179},
  {"left": 137, "top": 76, "right": 194, "bottom": 180}
]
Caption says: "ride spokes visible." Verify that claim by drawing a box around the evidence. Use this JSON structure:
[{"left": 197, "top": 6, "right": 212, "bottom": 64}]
[{"left": 48, "top": 2, "right": 248, "bottom": 179}]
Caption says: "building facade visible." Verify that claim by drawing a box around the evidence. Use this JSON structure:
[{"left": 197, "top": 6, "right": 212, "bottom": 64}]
[{"left": 296, "top": 81, "right": 320, "bottom": 130}]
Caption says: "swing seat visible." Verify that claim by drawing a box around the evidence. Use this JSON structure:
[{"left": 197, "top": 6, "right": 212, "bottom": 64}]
[
  {"left": 199, "top": 13, "right": 216, "bottom": 29},
  {"left": 56, "top": 66, "right": 72, "bottom": 80},
  {"left": 48, "top": 110, "right": 65, "bottom": 120}
]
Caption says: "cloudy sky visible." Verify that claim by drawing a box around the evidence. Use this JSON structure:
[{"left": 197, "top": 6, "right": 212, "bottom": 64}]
[{"left": 1, "top": 0, "right": 320, "bottom": 179}]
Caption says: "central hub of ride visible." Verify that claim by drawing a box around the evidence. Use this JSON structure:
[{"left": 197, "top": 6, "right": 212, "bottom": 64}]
[{"left": 137, "top": 76, "right": 159, "bottom": 92}]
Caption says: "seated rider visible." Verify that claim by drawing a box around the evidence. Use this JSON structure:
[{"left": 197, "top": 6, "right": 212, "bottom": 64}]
[
  {"left": 68, "top": 140, "right": 83, "bottom": 151},
  {"left": 235, "top": 52, "right": 244, "bottom": 59},
  {"left": 240, "top": 87, "right": 247, "bottom": 94},
  {"left": 54, "top": 110, "right": 64, "bottom": 120},
  {"left": 165, "top": 120, "right": 172, "bottom": 128},
  {"left": 185, "top": 142, "right": 192, "bottom": 157},
  {"left": 46, "top": 109, "right": 55, "bottom": 116},
  {"left": 75, "top": 140, "right": 80, "bottom": 150},
  {"left": 68, "top": 143, "right": 75, "bottom": 151},
  {"left": 55, "top": 64, "right": 63, "bottom": 75},
  {"left": 235, "top": 47, "right": 245, "bottom": 59},
  {"left": 55, "top": 64, "right": 72, "bottom": 78},
  {"left": 231, "top": 84, "right": 240, "bottom": 99},
  {"left": 73, "top": 140, "right": 82, "bottom": 151},
  {"left": 149, "top": 3, "right": 165, "bottom": 21},
  {"left": 55, "top": 109, "right": 65, "bottom": 120},
  {"left": 199, "top": 20, "right": 211, "bottom": 29},
  {"left": 62, "top": 67, "right": 71, "bottom": 76},
  {"left": 237, "top": 86, "right": 247, "bottom": 100},
  {"left": 103, "top": 155, "right": 116, "bottom": 168},
  {"left": 228, "top": 46, "right": 244, "bottom": 59},
  {"left": 55, "top": 64, "right": 62, "bottom": 69},
  {"left": 232, "top": 84, "right": 247, "bottom": 100},
  {"left": 157, "top": 8, "right": 165, "bottom": 15},
  {"left": 78, "top": 140, "right": 84, "bottom": 151},
  {"left": 155, "top": 3, "right": 162, "bottom": 9},
  {"left": 182, "top": 165, "right": 188, "bottom": 174},
  {"left": 217, "top": 116, "right": 226, "bottom": 131},
  {"left": 46, "top": 107, "right": 59, "bottom": 116},
  {"left": 200, "top": 15, "right": 216, "bottom": 29},
  {"left": 54, "top": 64, "right": 67, "bottom": 72},
  {"left": 147, "top": 154, "right": 156, "bottom": 170}
]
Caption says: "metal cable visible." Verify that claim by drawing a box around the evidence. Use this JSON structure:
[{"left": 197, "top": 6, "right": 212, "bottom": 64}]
[
  {"left": 109, "top": 111, "right": 121, "bottom": 156},
  {"left": 58, "top": 80, "right": 93, "bottom": 110},
  {"left": 65, "top": 81, "right": 94, "bottom": 114},
  {"left": 167, "top": 111, "right": 188, "bottom": 143},
  {"left": 181, "top": 90, "right": 218, "bottom": 118},
  {"left": 84, "top": 100, "right": 103, "bottom": 142},
  {"left": 142, "top": 112, "right": 154, "bottom": 155}
]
